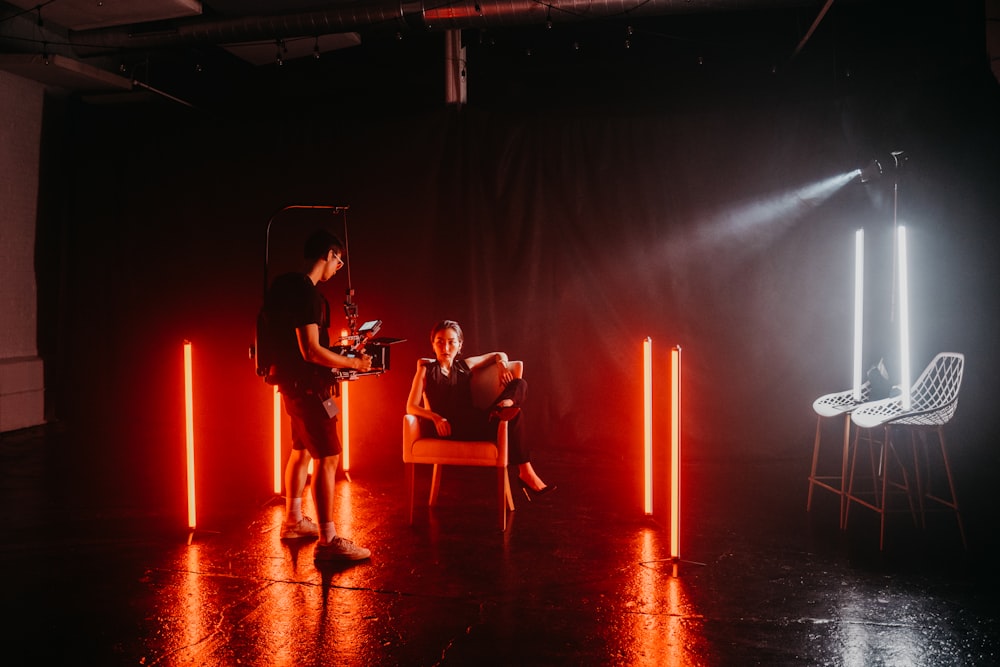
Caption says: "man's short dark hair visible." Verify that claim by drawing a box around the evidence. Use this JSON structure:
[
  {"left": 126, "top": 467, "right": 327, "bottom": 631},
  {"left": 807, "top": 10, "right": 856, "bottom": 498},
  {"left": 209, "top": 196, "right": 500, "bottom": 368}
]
[{"left": 304, "top": 229, "right": 344, "bottom": 262}]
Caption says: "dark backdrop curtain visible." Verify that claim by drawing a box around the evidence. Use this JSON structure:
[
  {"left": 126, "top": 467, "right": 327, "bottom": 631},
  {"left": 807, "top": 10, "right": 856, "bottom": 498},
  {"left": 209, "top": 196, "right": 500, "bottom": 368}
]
[{"left": 41, "top": 65, "right": 1000, "bottom": 516}]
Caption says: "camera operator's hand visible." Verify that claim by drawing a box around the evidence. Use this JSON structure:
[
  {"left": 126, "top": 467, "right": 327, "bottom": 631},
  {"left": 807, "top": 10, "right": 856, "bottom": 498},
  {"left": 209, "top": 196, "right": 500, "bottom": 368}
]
[{"left": 354, "top": 353, "right": 373, "bottom": 373}]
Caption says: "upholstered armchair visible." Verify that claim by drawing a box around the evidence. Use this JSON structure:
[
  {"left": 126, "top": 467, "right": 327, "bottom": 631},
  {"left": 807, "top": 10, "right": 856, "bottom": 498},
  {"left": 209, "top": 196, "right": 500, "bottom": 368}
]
[{"left": 403, "top": 359, "right": 523, "bottom": 531}]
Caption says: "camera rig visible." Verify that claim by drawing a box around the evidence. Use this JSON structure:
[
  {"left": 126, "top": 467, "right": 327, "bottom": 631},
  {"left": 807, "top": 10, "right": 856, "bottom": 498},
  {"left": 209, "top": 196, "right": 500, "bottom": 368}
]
[
  {"left": 250, "top": 204, "right": 404, "bottom": 392},
  {"left": 327, "top": 319, "right": 404, "bottom": 383}
]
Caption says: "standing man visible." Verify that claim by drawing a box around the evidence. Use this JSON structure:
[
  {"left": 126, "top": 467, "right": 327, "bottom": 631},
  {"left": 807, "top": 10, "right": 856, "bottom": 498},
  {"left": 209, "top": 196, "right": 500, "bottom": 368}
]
[{"left": 260, "top": 229, "right": 372, "bottom": 562}]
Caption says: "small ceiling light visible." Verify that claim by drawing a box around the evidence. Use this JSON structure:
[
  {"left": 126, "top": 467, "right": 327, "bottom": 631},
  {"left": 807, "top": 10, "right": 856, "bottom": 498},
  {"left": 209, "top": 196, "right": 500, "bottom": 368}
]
[
  {"left": 314, "top": 36, "right": 321, "bottom": 59},
  {"left": 546, "top": 8, "right": 553, "bottom": 29}
]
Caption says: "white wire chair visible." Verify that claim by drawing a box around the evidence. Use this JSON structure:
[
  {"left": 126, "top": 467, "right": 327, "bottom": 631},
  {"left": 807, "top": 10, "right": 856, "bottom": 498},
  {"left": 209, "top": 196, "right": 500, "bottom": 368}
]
[
  {"left": 807, "top": 382, "right": 871, "bottom": 529},
  {"left": 847, "top": 352, "right": 966, "bottom": 550}
]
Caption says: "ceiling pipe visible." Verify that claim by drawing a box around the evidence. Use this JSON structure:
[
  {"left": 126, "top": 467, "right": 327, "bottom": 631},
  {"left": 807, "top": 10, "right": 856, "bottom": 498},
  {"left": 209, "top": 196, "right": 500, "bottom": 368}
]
[
  {"left": 68, "top": 0, "right": 821, "bottom": 52},
  {"left": 789, "top": 0, "right": 836, "bottom": 61}
]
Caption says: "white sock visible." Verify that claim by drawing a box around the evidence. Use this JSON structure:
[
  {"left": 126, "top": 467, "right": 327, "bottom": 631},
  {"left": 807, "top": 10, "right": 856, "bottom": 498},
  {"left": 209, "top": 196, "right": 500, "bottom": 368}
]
[
  {"left": 286, "top": 497, "right": 303, "bottom": 524},
  {"left": 321, "top": 522, "right": 337, "bottom": 544}
]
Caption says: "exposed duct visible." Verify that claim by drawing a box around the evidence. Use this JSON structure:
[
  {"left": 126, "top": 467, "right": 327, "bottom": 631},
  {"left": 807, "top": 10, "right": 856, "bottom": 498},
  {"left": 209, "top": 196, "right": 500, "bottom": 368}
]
[{"left": 69, "top": 0, "right": 823, "bottom": 53}]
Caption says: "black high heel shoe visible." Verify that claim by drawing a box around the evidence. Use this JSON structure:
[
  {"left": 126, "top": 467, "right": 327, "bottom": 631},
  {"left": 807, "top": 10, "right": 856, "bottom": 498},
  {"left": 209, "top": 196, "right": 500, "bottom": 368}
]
[
  {"left": 489, "top": 406, "right": 521, "bottom": 422},
  {"left": 518, "top": 478, "right": 556, "bottom": 502}
]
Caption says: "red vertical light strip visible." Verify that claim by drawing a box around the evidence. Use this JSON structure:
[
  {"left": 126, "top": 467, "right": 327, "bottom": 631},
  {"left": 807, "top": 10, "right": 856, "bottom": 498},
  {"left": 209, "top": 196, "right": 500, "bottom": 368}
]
[
  {"left": 183, "top": 340, "right": 197, "bottom": 530},
  {"left": 643, "top": 337, "right": 653, "bottom": 515},
  {"left": 670, "top": 345, "right": 682, "bottom": 560},
  {"left": 341, "top": 382, "right": 351, "bottom": 472},
  {"left": 273, "top": 386, "right": 282, "bottom": 495}
]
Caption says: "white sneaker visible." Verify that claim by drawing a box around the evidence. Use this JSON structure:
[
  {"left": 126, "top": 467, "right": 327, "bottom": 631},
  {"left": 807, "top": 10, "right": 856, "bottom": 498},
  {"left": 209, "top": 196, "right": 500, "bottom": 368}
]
[
  {"left": 313, "top": 536, "right": 371, "bottom": 562},
  {"left": 280, "top": 516, "right": 319, "bottom": 540}
]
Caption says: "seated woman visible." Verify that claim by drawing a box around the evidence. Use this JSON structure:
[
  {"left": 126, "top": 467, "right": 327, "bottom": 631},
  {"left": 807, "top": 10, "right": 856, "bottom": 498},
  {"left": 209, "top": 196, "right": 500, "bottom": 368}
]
[{"left": 406, "top": 319, "right": 554, "bottom": 499}]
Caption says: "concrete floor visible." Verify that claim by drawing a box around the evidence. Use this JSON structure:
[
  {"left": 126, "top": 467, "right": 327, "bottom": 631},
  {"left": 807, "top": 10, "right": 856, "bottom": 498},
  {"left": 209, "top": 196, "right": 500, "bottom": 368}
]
[{"left": 1, "top": 422, "right": 998, "bottom": 666}]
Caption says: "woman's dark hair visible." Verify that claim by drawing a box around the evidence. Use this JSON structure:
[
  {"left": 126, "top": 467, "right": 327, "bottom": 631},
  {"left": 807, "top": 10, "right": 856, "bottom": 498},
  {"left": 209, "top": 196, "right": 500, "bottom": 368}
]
[
  {"left": 430, "top": 319, "right": 463, "bottom": 344},
  {"left": 303, "top": 229, "right": 344, "bottom": 262}
]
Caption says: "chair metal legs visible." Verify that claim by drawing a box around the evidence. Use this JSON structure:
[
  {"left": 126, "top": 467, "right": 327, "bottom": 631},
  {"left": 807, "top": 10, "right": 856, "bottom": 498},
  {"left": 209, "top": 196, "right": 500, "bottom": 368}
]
[
  {"left": 909, "top": 426, "right": 967, "bottom": 550},
  {"left": 845, "top": 425, "right": 919, "bottom": 550},
  {"left": 844, "top": 424, "right": 966, "bottom": 551},
  {"left": 807, "top": 413, "right": 853, "bottom": 529}
]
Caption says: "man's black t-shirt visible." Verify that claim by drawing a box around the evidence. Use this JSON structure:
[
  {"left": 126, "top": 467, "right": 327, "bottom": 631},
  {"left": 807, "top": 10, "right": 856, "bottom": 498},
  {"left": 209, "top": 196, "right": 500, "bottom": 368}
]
[{"left": 259, "top": 272, "right": 331, "bottom": 388}]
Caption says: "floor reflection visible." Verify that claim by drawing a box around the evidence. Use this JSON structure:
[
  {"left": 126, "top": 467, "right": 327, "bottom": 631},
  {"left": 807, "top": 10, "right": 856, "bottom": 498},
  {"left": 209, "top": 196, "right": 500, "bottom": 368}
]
[{"left": 625, "top": 527, "right": 709, "bottom": 665}]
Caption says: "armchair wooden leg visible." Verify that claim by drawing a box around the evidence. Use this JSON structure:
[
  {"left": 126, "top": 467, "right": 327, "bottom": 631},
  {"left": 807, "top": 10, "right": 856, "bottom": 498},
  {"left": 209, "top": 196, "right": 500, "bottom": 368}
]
[
  {"left": 429, "top": 464, "right": 442, "bottom": 507},
  {"left": 498, "top": 467, "right": 508, "bottom": 532},
  {"left": 406, "top": 462, "right": 415, "bottom": 525}
]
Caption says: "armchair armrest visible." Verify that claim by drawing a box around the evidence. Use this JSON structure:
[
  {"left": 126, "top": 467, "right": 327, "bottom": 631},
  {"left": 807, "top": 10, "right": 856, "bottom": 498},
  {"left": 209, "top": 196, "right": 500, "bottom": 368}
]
[{"left": 403, "top": 414, "right": 422, "bottom": 461}]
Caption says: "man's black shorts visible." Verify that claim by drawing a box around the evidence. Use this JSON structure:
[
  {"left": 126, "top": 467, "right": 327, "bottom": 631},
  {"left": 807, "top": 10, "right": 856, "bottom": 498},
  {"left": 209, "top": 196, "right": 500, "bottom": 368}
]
[{"left": 281, "top": 390, "right": 342, "bottom": 459}]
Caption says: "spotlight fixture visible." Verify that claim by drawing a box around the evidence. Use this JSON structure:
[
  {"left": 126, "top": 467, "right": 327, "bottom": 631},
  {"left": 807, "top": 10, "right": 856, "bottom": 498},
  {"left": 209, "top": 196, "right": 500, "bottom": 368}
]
[
  {"left": 858, "top": 150, "right": 908, "bottom": 183},
  {"left": 858, "top": 159, "right": 882, "bottom": 183}
]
